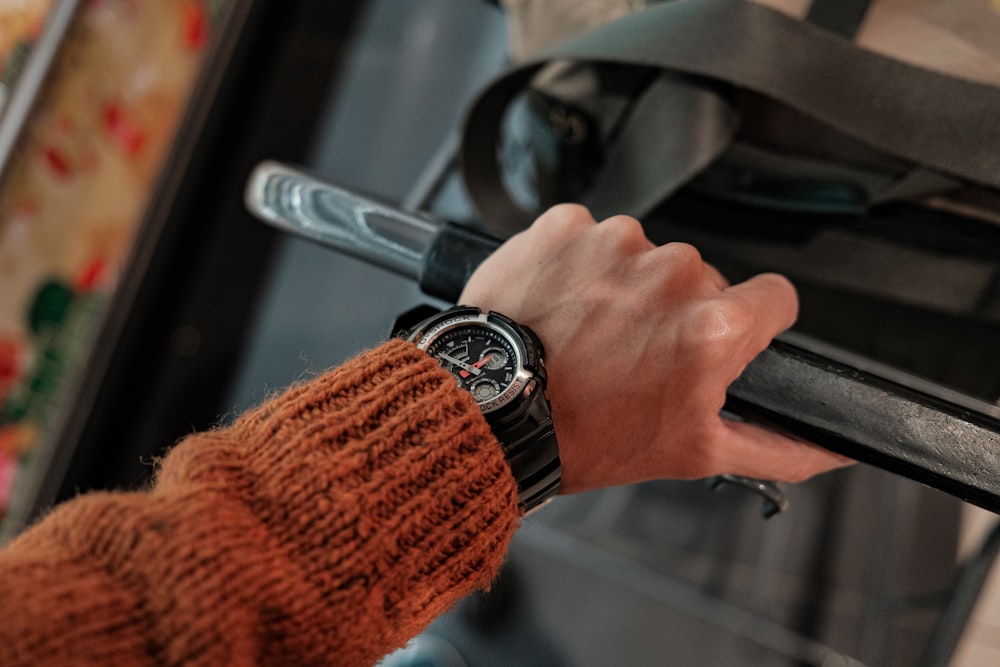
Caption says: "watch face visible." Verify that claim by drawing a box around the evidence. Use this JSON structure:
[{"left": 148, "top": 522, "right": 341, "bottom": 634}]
[{"left": 424, "top": 321, "right": 525, "bottom": 412}]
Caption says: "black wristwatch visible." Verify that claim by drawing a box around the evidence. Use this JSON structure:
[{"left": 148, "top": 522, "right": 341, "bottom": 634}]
[{"left": 398, "top": 305, "right": 561, "bottom": 513}]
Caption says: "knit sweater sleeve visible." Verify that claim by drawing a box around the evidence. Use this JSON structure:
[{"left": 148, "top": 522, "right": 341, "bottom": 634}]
[{"left": 0, "top": 338, "right": 521, "bottom": 667}]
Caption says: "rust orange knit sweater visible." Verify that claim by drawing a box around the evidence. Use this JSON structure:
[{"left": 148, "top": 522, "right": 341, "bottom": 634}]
[{"left": 0, "top": 339, "right": 521, "bottom": 666}]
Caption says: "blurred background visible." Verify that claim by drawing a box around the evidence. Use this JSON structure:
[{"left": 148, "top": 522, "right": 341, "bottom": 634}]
[{"left": 2, "top": 1, "right": 1000, "bottom": 665}]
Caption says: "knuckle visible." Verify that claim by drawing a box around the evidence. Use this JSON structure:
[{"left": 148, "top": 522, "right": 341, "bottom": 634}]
[
  {"left": 521, "top": 204, "right": 596, "bottom": 256},
  {"left": 597, "top": 215, "right": 652, "bottom": 252},
  {"left": 658, "top": 242, "right": 705, "bottom": 282},
  {"left": 678, "top": 300, "right": 756, "bottom": 367},
  {"left": 690, "top": 299, "right": 752, "bottom": 344},
  {"left": 716, "top": 298, "right": 756, "bottom": 337},
  {"left": 537, "top": 203, "right": 595, "bottom": 231},
  {"left": 663, "top": 241, "right": 703, "bottom": 267}
]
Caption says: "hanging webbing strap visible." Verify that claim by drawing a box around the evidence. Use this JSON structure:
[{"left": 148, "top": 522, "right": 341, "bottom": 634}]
[
  {"left": 460, "top": 0, "right": 1000, "bottom": 236},
  {"left": 806, "top": 0, "right": 873, "bottom": 37}
]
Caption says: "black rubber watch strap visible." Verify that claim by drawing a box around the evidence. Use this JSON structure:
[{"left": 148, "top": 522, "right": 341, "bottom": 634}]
[
  {"left": 507, "top": 424, "right": 561, "bottom": 512},
  {"left": 491, "top": 376, "right": 561, "bottom": 511}
]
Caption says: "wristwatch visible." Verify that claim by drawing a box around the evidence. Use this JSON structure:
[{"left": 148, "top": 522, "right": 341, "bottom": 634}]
[{"left": 399, "top": 305, "right": 561, "bottom": 513}]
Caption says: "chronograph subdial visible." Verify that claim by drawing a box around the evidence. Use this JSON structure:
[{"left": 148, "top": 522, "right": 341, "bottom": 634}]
[
  {"left": 470, "top": 378, "right": 502, "bottom": 402},
  {"left": 478, "top": 347, "right": 508, "bottom": 370}
]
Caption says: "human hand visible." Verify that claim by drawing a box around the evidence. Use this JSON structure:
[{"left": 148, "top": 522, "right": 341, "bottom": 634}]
[{"left": 459, "top": 204, "right": 852, "bottom": 494}]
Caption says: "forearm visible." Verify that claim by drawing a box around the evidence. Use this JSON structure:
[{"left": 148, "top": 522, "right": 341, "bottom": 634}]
[{"left": 0, "top": 339, "right": 520, "bottom": 667}]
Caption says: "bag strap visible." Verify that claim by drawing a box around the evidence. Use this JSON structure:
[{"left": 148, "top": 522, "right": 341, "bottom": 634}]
[
  {"left": 805, "top": 0, "right": 873, "bottom": 37},
  {"left": 461, "top": 0, "right": 1000, "bottom": 236},
  {"left": 576, "top": 73, "right": 740, "bottom": 223}
]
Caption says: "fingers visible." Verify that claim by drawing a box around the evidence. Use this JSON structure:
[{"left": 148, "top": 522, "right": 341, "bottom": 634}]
[
  {"left": 720, "top": 272, "right": 799, "bottom": 352},
  {"left": 638, "top": 242, "right": 795, "bottom": 370},
  {"left": 717, "top": 419, "right": 854, "bottom": 482}
]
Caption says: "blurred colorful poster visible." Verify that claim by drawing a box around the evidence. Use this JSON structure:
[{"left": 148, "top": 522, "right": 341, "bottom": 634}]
[{"left": 0, "top": 0, "right": 225, "bottom": 525}]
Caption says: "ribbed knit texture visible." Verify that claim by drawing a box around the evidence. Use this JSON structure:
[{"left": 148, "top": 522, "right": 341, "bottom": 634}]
[{"left": 0, "top": 339, "right": 520, "bottom": 666}]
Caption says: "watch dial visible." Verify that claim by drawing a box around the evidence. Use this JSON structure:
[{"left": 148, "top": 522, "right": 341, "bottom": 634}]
[{"left": 426, "top": 324, "right": 519, "bottom": 405}]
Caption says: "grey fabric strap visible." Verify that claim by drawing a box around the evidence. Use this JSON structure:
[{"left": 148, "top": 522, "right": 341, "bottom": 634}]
[
  {"left": 577, "top": 73, "right": 740, "bottom": 221},
  {"left": 805, "top": 0, "right": 873, "bottom": 37},
  {"left": 460, "top": 0, "right": 1000, "bottom": 236}
]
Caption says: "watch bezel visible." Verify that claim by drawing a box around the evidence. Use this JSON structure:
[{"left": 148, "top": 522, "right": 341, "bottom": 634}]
[{"left": 408, "top": 309, "right": 534, "bottom": 414}]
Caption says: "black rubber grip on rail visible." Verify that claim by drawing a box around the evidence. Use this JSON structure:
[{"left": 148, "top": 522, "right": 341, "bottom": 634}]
[
  {"left": 726, "top": 340, "right": 1000, "bottom": 513},
  {"left": 420, "top": 222, "right": 502, "bottom": 302}
]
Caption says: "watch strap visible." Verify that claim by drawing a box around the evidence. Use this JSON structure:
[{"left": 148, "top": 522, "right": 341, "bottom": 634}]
[
  {"left": 392, "top": 303, "right": 445, "bottom": 338},
  {"left": 496, "top": 390, "right": 561, "bottom": 512}
]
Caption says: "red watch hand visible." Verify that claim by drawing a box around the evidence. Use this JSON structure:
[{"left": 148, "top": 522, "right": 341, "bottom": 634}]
[{"left": 459, "top": 356, "right": 492, "bottom": 379}]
